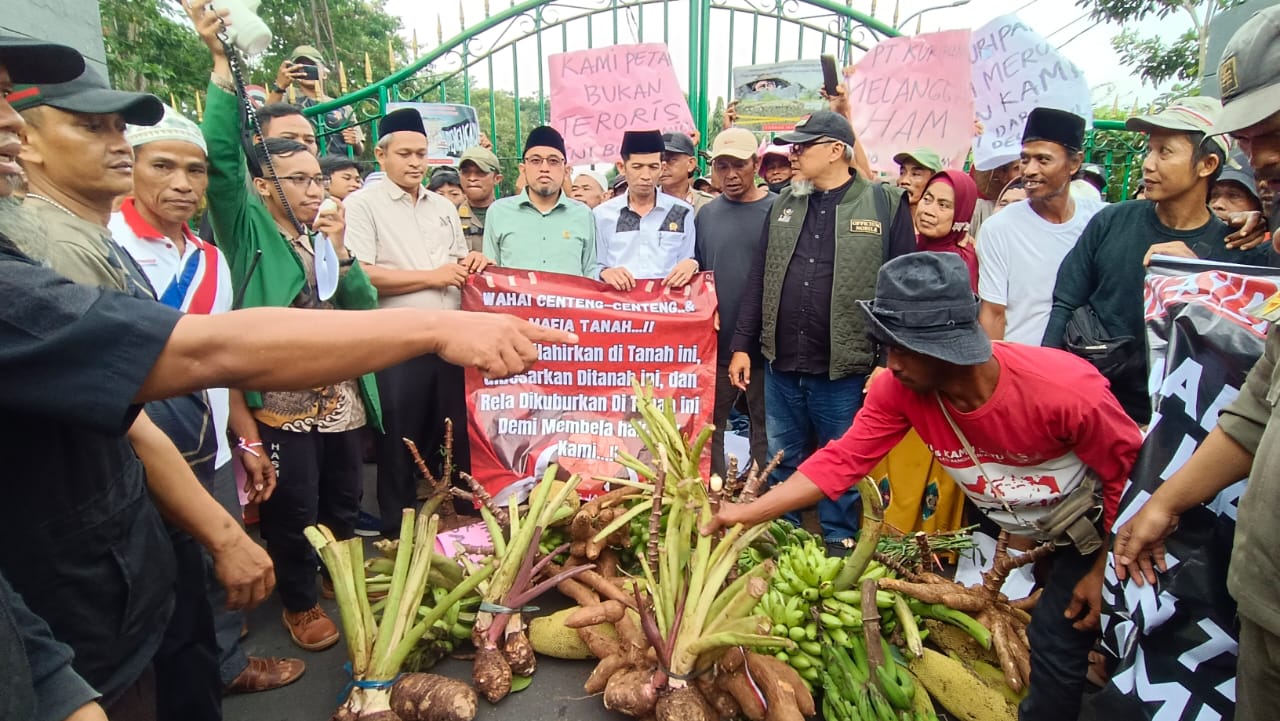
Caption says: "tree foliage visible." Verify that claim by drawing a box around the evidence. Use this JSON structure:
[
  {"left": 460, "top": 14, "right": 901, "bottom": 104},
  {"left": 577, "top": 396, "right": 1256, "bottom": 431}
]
[
  {"left": 101, "top": 0, "right": 406, "bottom": 115},
  {"left": 101, "top": 0, "right": 208, "bottom": 101},
  {"left": 1076, "top": 0, "right": 1249, "bottom": 89},
  {"left": 1086, "top": 105, "right": 1148, "bottom": 201}
]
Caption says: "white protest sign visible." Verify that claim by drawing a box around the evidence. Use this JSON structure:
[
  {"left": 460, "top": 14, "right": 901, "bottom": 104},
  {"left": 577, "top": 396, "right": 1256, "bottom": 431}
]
[{"left": 970, "top": 15, "right": 1092, "bottom": 170}]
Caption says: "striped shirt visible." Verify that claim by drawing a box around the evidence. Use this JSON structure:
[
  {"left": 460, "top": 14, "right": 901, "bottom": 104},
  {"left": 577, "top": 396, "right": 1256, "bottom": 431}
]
[{"left": 592, "top": 190, "right": 696, "bottom": 279}]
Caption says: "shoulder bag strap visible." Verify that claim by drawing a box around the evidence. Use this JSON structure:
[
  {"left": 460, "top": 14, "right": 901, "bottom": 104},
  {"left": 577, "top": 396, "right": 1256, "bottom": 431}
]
[{"left": 934, "top": 393, "right": 1025, "bottom": 523}]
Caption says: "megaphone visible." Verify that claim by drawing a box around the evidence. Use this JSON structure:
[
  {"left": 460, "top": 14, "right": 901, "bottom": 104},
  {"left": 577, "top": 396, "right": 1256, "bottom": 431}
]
[{"left": 209, "top": 0, "right": 273, "bottom": 56}]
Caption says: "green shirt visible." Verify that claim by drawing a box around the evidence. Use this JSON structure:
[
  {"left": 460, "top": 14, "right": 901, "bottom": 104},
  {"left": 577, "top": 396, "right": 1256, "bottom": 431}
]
[
  {"left": 1219, "top": 323, "right": 1280, "bottom": 636},
  {"left": 482, "top": 191, "right": 597, "bottom": 278},
  {"left": 200, "top": 79, "right": 382, "bottom": 430}
]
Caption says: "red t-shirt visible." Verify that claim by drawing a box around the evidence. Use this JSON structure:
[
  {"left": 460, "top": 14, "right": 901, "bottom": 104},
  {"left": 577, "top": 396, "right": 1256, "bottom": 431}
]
[{"left": 799, "top": 342, "right": 1141, "bottom": 532}]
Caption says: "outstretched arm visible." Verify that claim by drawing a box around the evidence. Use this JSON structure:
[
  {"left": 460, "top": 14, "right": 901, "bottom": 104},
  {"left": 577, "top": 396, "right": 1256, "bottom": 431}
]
[{"left": 136, "top": 305, "right": 575, "bottom": 403}]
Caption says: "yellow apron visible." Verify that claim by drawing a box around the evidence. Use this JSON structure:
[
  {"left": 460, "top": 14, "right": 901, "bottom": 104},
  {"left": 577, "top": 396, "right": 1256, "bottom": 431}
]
[{"left": 870, "top": 430, "right": 965, "bottom": 535}]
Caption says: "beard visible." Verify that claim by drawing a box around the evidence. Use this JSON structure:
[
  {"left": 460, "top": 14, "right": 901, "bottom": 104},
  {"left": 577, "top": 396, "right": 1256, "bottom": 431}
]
[
  {"left": 530, "top": 181, "right": 559, "bottom": 199},
  {"left": 0, "top": 195, "right": 48, "bottom": 261},
  {"left": 789, "top": 178, "right": 815, "bottom": 197}
]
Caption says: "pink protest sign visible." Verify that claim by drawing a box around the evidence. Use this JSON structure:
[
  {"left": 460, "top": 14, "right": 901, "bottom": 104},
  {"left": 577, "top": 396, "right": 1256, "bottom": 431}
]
[
  {"left": 435, "top": 521, "right": 492, "bottom": 564},
  {"left": 549, "top": 43, "right": 696, "bottom": 165},
  {"left": 847, "top": 30, "right": 974, "bottom": 175}
]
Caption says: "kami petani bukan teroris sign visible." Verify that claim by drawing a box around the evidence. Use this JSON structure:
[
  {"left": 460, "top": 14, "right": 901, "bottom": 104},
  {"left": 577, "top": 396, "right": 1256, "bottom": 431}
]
[
  {"left": 548, "top": 43, "right": 697, "bottom": 165},
  {"left": 462, "top": 268, "right": 717, "bottom": 498}
]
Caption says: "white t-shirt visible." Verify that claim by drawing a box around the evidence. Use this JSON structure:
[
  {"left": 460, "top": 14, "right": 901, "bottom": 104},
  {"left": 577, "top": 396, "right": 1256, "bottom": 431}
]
[
  {"left": 976, "top": 197, "right": 1104, "bottom": 345},
  {"left": 110, "top": 200, "right": 236, "bottom": 468}
]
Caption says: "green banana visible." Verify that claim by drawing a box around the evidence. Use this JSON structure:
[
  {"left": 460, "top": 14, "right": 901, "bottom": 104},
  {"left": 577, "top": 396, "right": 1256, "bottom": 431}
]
[
  {"left": 908, "top": 600, "right": 992, "bottom": 649},
  {"left": 892, "top": 594, "right": 924, "bottom": 658},
  {"left": 868, "top": 685, "right": 898, "bottom": 721},
  {"left": 875, "top": 664, "right": 914, "bottom": 711},
  {"left": 826, "top": 626, "right": 851, "bottom": 647}
]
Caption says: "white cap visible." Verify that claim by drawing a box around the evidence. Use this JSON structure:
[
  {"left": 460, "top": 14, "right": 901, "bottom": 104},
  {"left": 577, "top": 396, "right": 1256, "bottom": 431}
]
[
  {"left": 572, "top": 167, "right": 609, "bottom": 192},
  {"left": 125, "top": 104, "right": 206, "bottom": 155},
  {"left": 1069, "top": 178, "right": 1102, "bottom": 203}
]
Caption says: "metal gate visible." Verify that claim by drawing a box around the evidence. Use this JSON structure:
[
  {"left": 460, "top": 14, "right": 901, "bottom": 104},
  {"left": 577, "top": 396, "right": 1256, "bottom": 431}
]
[{"left": 303, "top": 0, "right": 1143, "bottom": 198}]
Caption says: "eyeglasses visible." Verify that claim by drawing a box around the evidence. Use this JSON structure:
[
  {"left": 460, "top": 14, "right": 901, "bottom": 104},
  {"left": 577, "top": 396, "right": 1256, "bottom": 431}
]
[
  {"left": 268, "top": 174, "right": 329, "bottom": 189},
  {"left": 523, "top": 155, "right": 565, "bottom": 168},
  {"left": 789, "top": 140, "right": 838, "bottom": 156}
]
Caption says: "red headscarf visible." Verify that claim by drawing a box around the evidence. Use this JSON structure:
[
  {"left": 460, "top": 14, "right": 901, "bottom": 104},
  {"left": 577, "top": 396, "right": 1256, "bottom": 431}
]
[{"left": 916, "top": 169, "right": 979, "bottom": 291}]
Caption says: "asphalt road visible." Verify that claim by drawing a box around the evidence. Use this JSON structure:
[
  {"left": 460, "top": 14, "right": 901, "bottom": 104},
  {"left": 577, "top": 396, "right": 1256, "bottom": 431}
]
[
  {"left": 222, "top": 588, "right": 629, "bottom": 721},
  {"left": 224, "top": 465, "right": 630, "bottom": 721},
  {"left": 222, "top": 466, "right": 1106, "bottom": 721}
]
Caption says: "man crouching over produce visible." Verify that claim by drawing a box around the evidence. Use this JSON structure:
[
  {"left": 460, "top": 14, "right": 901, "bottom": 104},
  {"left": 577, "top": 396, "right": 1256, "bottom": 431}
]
[{"left": 706, "top": 251, "right": 1142, "bottom": 721}]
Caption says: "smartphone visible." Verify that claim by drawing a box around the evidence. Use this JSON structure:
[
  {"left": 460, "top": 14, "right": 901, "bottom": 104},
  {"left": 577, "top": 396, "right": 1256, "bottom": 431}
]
[
  {"left": 821, "top": 54, "right": 839, "bottom": 96},
  {"left": 297, "top": 64, "right": 321, "bottom": 81}
]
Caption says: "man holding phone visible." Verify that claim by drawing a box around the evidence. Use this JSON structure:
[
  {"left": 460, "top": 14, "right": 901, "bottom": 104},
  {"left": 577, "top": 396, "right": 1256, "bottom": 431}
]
[{"left": 267, "top": 46, "right": 364, "bottom": 156}]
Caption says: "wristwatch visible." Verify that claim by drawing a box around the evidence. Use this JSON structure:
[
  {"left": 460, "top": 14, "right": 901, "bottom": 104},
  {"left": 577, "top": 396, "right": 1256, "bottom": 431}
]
[
  {"left": 272, "top": 83, "right": 289, "bottom": 94},
  {"left": 339, "top": 252, "right": 357, "bottom": 268}
]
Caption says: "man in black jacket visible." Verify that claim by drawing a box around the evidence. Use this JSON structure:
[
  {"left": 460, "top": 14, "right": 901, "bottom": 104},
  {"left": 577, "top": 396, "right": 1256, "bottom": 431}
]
[{"left": 1043, "top": 96, "right": 1267, "bottom": 423}]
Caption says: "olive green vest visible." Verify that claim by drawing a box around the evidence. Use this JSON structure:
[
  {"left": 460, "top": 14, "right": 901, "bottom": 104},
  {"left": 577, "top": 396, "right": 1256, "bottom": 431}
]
[{"left": 761, "top": 175, "right": 902, "bottom": 379}]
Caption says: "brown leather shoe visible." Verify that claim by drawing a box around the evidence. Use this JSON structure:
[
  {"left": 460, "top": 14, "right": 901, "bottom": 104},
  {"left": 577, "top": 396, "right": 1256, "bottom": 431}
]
[
  {"left": 223, "top": 656, "right": 306, "bottom": 695},
  {"left": 282, "top": 606, "right": 340, "bottom": 651}
]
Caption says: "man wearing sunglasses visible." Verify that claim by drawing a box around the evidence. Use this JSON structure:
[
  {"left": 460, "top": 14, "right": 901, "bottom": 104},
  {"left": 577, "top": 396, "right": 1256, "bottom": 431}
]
[
  {"left": 730, "top": 110, "right": 914, "bottom": 548},
  {"left": 484, "top": 126, "right": 596, "bottom": 278}
]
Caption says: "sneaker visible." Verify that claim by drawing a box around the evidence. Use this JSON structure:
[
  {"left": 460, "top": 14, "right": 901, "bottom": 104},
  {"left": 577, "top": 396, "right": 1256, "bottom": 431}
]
[
  {"left": 354, "top": 510, "right": 382, "bottom": 537},
  {"left": 223, "top": 656, "right": 306, "bottom": 695},
  {"left": 282, "top": 606, "right": 340, "bottom": 651}
]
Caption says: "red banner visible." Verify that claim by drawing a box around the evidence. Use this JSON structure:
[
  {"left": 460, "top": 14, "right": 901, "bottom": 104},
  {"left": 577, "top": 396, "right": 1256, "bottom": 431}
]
[{"left": 462, "top": 268, "right": 718, "bottom": 497}]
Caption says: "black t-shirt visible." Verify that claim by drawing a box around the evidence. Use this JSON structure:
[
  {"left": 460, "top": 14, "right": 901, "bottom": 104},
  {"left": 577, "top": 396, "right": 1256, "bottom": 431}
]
[
  {"left": 1047, "top": 201, "right": 1259, "bottom": 348},
  {"left": 695, "top": 191, "right": 776, "bottom": 365},
  {"left": 0, "top": 240, "right": 183, "bottom": 701}
]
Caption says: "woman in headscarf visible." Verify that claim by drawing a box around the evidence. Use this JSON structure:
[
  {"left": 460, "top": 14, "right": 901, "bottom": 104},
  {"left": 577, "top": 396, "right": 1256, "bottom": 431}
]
[{"left": 915, "top": 169, "right": 979, "bottom": 291}]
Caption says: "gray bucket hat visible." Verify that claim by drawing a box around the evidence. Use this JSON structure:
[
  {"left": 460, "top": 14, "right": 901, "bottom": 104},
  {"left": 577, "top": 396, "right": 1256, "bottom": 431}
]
[{"left": 859, "top": 252, "right": 992, "bottom": 366}]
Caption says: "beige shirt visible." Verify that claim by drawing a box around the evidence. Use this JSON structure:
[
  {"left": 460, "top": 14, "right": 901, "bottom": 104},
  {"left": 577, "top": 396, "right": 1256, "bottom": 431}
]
[
  {"left": 344, "top": 180, "right": 468, "bottom": 310},
  {"left": 23, "top": 195, "right": 153, "bottom": 297}
]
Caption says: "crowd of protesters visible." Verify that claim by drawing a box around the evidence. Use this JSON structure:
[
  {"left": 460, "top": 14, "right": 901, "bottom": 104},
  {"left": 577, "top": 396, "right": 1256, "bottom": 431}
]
[{"left": 5, "top": 3, "right": 1280, "bottom": 721}]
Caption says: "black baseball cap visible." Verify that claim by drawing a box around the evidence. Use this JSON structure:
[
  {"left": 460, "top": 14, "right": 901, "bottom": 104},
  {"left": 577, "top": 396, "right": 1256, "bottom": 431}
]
[
  {"left": 662, "top": 132, "right": 697, "bottom": 156},
  {"left": 0, "top": 35, "right": 84, "bottom": 85},
  {"left": 1216, "top": 5, "right": 1280, "bottom": 134},
  {"left": 774, "top": 110, "right": 856, "bottom": 147},
  {"left": 9, "top": 65, "right": 163, "bottom": 126}
]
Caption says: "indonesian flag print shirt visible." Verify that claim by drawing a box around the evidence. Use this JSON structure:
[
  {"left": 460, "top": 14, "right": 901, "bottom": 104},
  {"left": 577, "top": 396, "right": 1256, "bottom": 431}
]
[{"left": 800, "top": 342, "right": 1142, "bottom": 533}]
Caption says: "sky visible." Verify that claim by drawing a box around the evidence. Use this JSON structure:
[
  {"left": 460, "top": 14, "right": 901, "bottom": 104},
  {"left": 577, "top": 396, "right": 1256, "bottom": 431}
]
[{"left": 382, "top": 0, "right": 1183, "bottom": 109}]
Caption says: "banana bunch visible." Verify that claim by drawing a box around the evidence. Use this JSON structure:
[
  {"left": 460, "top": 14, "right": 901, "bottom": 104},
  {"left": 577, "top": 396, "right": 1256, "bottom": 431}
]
[
  {"left": 402, "top": 587, "right": 479, "bottom": 671},
  {"left": 364, "top": 554, "right": 481, "bottom": 672},
  {"left": 755, "top": 537, "right": 895, "bottom": 685},
  {"left": 821, "top": 637, "right": 939, "bottom": 721}
]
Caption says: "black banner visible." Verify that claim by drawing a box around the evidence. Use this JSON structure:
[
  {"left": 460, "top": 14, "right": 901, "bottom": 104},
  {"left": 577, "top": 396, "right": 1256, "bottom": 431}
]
[{"left": 1097, "top": 258, "right": 1280, "bottom": 720}]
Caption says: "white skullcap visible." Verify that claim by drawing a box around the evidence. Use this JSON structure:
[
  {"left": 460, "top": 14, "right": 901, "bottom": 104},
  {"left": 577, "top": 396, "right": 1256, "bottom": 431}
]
[
  {"left": 572, "top": 166, "right": 609, "bottom": 192},
  {"left": 1069, "top": 178, "right": 1102, "bottom": 203},
  {"left": 125, "top": 104, "right": 206, "bottom": 155}
]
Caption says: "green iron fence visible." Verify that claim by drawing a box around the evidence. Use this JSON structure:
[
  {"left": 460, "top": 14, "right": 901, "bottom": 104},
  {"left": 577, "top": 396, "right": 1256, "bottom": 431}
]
[{"left": 303, "top": 0, "right": 1145, "bottom": 200}]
